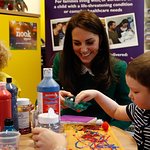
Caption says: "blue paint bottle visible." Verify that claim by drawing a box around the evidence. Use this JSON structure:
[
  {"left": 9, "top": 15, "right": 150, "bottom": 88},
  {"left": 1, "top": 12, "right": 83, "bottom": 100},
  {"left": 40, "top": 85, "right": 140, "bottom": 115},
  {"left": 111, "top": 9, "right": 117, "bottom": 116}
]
[{"left": 37, "top": 68, "right": 60, "bottom": 115}]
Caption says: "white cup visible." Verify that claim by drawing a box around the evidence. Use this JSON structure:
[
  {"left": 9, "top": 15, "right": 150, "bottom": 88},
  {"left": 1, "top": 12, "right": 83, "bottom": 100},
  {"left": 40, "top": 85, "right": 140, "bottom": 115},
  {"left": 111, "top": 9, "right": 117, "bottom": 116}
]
[{"left": 0, "top": 131, "right": 20, "bottom": 150}]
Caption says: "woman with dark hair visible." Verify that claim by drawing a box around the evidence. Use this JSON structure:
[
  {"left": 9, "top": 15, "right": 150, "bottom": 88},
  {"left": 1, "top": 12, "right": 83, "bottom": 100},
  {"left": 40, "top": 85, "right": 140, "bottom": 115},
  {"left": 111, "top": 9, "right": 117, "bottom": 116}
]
[
  {"left": 116, "top": 19, "right": 130, "bottom": 38},
  {"left": 116, "top": 18, "right": 135, "bottom": 43},
  {"left": 53, "top": 22, "right": 63, "bottom": 46},
  {"left": 53, "top": 10, "right": 131, "bottom": 130}
]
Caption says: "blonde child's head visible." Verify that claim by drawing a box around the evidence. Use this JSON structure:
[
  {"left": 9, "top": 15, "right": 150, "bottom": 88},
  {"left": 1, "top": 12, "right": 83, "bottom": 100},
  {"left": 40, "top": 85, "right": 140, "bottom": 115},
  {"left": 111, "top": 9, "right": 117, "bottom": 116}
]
[{"left": 0, "top": 41, "right": 11, "bottom": 70}]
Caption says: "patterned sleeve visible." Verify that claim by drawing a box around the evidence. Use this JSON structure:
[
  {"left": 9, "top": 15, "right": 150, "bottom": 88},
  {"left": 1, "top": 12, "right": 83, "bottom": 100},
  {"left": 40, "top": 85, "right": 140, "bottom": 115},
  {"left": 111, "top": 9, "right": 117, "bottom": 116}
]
[{"left": 126, "top": 103, "right": 136, "bottom": 122}]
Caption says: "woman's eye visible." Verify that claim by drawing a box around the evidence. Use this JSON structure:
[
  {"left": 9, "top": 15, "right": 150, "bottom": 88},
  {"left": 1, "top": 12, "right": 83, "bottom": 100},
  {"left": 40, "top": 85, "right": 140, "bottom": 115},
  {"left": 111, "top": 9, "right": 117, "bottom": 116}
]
[
  {"left": 73, "top": 42, "right": 81, "bottom": 46},
  {"left": 86, "top": 41, "right": 94, "bottom": 45}
]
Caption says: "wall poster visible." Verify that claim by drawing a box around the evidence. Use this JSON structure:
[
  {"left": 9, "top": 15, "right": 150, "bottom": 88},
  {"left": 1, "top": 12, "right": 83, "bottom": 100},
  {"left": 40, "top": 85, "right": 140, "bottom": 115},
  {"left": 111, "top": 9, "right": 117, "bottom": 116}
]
[
  {"left": 9, "top": 21, "right": 37, "bottom": 50},
  {"left": 45, "top": 0, "right": 144, "bottom": 66}
]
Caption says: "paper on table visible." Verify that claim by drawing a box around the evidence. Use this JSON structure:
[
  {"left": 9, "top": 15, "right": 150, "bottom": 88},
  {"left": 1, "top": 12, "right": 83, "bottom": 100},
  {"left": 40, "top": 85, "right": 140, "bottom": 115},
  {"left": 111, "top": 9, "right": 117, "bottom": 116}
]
[
  {"left": 64, "top": 124, "right": 124, "bottom": 150},
  {"left": 61, "top": 115, "right": 97, "bottom": 124}
]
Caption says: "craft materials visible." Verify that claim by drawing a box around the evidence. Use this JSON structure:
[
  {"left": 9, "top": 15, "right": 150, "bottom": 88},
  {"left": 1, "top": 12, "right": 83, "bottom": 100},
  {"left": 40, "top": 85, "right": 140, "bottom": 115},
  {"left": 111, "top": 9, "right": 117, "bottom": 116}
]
[
  {"left": 64, "top": 96, "right": 92, "bottom": 112},
  {"left": 17, "top": 98, "right": 31, "bottom": 134},
  {"left": 63, "top": 123, "right": 124, "bottom": 150},
  {"left": 38, "top": 108, "right": 61, "bottom": 133},
  {"left": 37, "top": 68, "right": 60, "bottom": 115},
  {"left": 61, "top": 115, "right": 97, "bottom": 124},
  {"left": 6, "top": 77, "right": 19, "bottom": 131},
  {"left": 0, "top": 82, "right": 12, "bottom": 131},
  {"left": 3, "top": 118, "right": 17, "bottom": 131}
]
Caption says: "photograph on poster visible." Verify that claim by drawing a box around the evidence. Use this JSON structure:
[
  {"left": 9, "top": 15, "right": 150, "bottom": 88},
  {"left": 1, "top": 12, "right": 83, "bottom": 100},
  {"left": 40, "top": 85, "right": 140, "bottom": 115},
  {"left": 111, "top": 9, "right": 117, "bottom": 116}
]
[
  {"left": 50, "top": 18, "right": 70, "bottom": 51},
  {"left": 9, "top": 21, "right": 37, "bottom": 50},
  {"left": 105, "top": 13, "right": 138, "bottom": 49},
  {"left": 144, "top": 19, "right": 150, "bottom": 51}
]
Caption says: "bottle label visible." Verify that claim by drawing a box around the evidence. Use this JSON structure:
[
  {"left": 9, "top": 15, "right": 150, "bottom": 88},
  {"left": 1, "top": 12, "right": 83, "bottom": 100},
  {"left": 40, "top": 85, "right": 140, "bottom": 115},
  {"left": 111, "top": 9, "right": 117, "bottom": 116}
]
[
  {"left": 18, "top": 111, "right": 29, "bottom": 129},
  {"left": 38, "top": 91, "right": 60, "bottom": 115}
]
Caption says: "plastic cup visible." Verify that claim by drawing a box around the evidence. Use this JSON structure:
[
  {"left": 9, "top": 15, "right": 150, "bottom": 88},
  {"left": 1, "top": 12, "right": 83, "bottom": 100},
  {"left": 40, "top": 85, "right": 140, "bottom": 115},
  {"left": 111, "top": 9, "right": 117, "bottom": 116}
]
[{"left": 0, "top": 131, "right": 20, "bottom": 150}]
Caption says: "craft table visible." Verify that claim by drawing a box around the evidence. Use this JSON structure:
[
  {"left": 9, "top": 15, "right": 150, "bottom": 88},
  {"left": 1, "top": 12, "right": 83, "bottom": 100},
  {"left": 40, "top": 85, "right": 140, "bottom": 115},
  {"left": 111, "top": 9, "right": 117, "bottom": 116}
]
[{"left": 19, "top": 126, "right": 137, "bottom": 150}]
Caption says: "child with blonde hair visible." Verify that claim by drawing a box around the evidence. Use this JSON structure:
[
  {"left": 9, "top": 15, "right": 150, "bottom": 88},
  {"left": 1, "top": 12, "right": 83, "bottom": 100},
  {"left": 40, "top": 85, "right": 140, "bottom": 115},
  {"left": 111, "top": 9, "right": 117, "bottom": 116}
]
[{"left": 0, "top": 41, "right": 21, "bottom": 95}]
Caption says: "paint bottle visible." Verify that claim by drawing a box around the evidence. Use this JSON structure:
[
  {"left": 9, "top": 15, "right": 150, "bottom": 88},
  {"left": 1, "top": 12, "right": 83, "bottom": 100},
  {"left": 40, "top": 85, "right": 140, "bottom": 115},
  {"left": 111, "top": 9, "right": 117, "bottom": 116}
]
[
  {"left": 37, "top": 68, "right": 60, "bottom": 115},
  {"left": 6, "top": 77, "right": 19, "bottom": 131},
  {"left": 0, "top": 82, "right": 12, "bottom": 131},
  {"left": 3, "top": 118, "right": 17, "bottom": 131},
  {"left": 17, "top": 98, "right": 31, "bottom": 134}
]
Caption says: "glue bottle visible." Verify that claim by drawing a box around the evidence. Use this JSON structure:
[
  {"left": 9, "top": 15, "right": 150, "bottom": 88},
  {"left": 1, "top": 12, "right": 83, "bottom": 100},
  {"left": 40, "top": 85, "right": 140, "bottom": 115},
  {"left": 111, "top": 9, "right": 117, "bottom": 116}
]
[{"left": 38, "top": 108, "right": 61, "bottom": 133}]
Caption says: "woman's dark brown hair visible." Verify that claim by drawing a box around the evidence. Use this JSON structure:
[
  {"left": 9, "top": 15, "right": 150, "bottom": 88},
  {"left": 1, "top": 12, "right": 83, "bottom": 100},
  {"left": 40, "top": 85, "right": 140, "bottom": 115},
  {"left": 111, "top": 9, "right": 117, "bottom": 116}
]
[{"left": 59, "top": 10, "right": 117, "bottom": 93}]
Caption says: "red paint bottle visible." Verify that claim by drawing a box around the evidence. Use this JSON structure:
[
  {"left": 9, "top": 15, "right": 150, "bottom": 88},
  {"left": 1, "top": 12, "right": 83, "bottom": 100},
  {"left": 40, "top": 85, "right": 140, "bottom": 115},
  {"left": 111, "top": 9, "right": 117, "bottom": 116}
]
[{"left": 0, "top": 82, "right": 12, "bottom": 131}]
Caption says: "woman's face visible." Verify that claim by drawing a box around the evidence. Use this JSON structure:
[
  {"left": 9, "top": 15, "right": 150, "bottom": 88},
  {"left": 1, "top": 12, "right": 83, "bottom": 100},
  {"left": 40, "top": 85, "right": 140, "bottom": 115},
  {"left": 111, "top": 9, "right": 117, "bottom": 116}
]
[
  {"left": 126, "top": 75, "right": 150, "bottom": 109},
  {"left": 72, "top": 27, "right": 99, "bottom": 68},
  {"left": 122, "top": 23, "right": 128, "bottom": 28}
]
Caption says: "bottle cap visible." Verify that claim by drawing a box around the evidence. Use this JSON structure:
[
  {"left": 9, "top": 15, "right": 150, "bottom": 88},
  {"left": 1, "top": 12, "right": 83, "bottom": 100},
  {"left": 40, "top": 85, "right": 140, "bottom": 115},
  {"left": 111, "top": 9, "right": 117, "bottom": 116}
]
[
  {"left": 6, "top": 78, "right": 12, "bottom": 83},
  {"left": 17, "top": 98, "right": 30, "bottom": 106},
  {"left": 43, "top": 68, "right": 52, "bottom": 77},
  {"left": 4, "top": 118, "right": 14, "bottom": 126},
  {"left": 0, "top": 82, "right": 6, "bottom": 90},
  {"left": 0, "top": 82, "right": 6, "bottom": 87},
  {"left": 38, "top": 108, "right": 59, "bottom": 124}
]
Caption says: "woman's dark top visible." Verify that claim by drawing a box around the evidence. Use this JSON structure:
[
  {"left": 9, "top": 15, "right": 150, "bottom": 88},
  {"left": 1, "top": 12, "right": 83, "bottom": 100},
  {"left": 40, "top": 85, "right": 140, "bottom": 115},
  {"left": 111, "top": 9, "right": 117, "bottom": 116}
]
[{"left": 53, "top": 52, "right": 131, "bottom": 130}]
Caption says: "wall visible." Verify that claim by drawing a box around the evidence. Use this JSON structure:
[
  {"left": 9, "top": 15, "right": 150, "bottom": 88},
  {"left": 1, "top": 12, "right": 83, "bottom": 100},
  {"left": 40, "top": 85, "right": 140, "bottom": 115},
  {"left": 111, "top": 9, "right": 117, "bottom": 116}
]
[
  {"left": 23, "top": 0, "right": 40, "bottom": 14},
  {"left": 1, "top": 12, "right": 41, "bottom": 104},
  {"left": 40, "top": 0, "right": 45, "bottom": 41}
]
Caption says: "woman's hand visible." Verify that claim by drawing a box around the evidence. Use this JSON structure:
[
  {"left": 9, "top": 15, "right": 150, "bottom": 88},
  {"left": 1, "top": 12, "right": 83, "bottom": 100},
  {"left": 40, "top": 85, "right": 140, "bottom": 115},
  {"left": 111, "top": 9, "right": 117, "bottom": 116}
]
[
  {"left": 32, "top": 127, "right": 66, "bottom": 150},
  {"left": 59, "top": 90, "right": 73, "bottom": 109}
]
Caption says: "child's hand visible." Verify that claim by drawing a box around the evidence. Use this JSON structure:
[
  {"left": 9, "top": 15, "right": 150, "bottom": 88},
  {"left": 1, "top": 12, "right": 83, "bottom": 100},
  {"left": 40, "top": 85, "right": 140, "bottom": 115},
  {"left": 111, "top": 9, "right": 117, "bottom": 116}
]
[
  {"left": 75, "top": 90, "right": 99, "bottom": 104},
  {"left": 32, "top": 127, "right": 66, "bottom": 150}
]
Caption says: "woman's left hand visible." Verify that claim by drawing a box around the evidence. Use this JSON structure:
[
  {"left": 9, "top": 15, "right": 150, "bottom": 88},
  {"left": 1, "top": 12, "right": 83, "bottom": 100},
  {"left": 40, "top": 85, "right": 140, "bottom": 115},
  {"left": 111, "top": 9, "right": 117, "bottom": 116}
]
[{"left": 59, "top": 90, "right": 73, "bottom": 109}]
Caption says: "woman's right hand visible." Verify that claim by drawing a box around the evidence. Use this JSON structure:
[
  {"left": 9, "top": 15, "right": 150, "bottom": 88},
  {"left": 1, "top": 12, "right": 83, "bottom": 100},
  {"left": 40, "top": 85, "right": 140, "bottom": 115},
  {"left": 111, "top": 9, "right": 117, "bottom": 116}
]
[{"left": 59, "top": 90, "right": 73, "bottom": 109}]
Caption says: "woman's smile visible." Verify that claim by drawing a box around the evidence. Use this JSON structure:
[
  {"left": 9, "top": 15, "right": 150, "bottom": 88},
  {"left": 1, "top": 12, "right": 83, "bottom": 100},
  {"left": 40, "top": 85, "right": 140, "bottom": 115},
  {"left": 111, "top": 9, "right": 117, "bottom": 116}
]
[
  {"left": 80, "top": 50, "right": 91, "bottom": 57},
  {"left": 72, "top": 27, "right": 99, "bottom": 67}
]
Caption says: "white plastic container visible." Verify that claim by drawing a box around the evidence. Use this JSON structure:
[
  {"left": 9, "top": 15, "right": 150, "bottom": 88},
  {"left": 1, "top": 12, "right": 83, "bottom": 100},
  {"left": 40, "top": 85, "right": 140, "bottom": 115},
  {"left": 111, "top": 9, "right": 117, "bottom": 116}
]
[
  {"left": 0, "top": 131, "right": 20, "bottom": 150},
  {"left": 38, "top": 108, "right": 61, "bottom": 133}
]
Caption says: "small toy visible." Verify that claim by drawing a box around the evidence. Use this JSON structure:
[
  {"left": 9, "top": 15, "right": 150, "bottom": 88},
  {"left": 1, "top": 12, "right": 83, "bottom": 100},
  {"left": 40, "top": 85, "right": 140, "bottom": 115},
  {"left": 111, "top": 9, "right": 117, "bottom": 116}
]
[
  {"left": 101, "top": 121, "right": 109, "bottom": 131},
  {"left": 0, "top": 0, "right": 28, "bottom": 12},
  {"left": 64, "top": 96, "right": 92, "bottom": 112}
]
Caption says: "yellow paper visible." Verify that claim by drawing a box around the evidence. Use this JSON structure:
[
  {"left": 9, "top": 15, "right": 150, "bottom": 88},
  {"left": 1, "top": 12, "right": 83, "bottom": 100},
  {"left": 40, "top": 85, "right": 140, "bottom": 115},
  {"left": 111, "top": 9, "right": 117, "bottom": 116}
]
[{"left": 63, "top": 124, "right": 124, "bottom": 150}]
